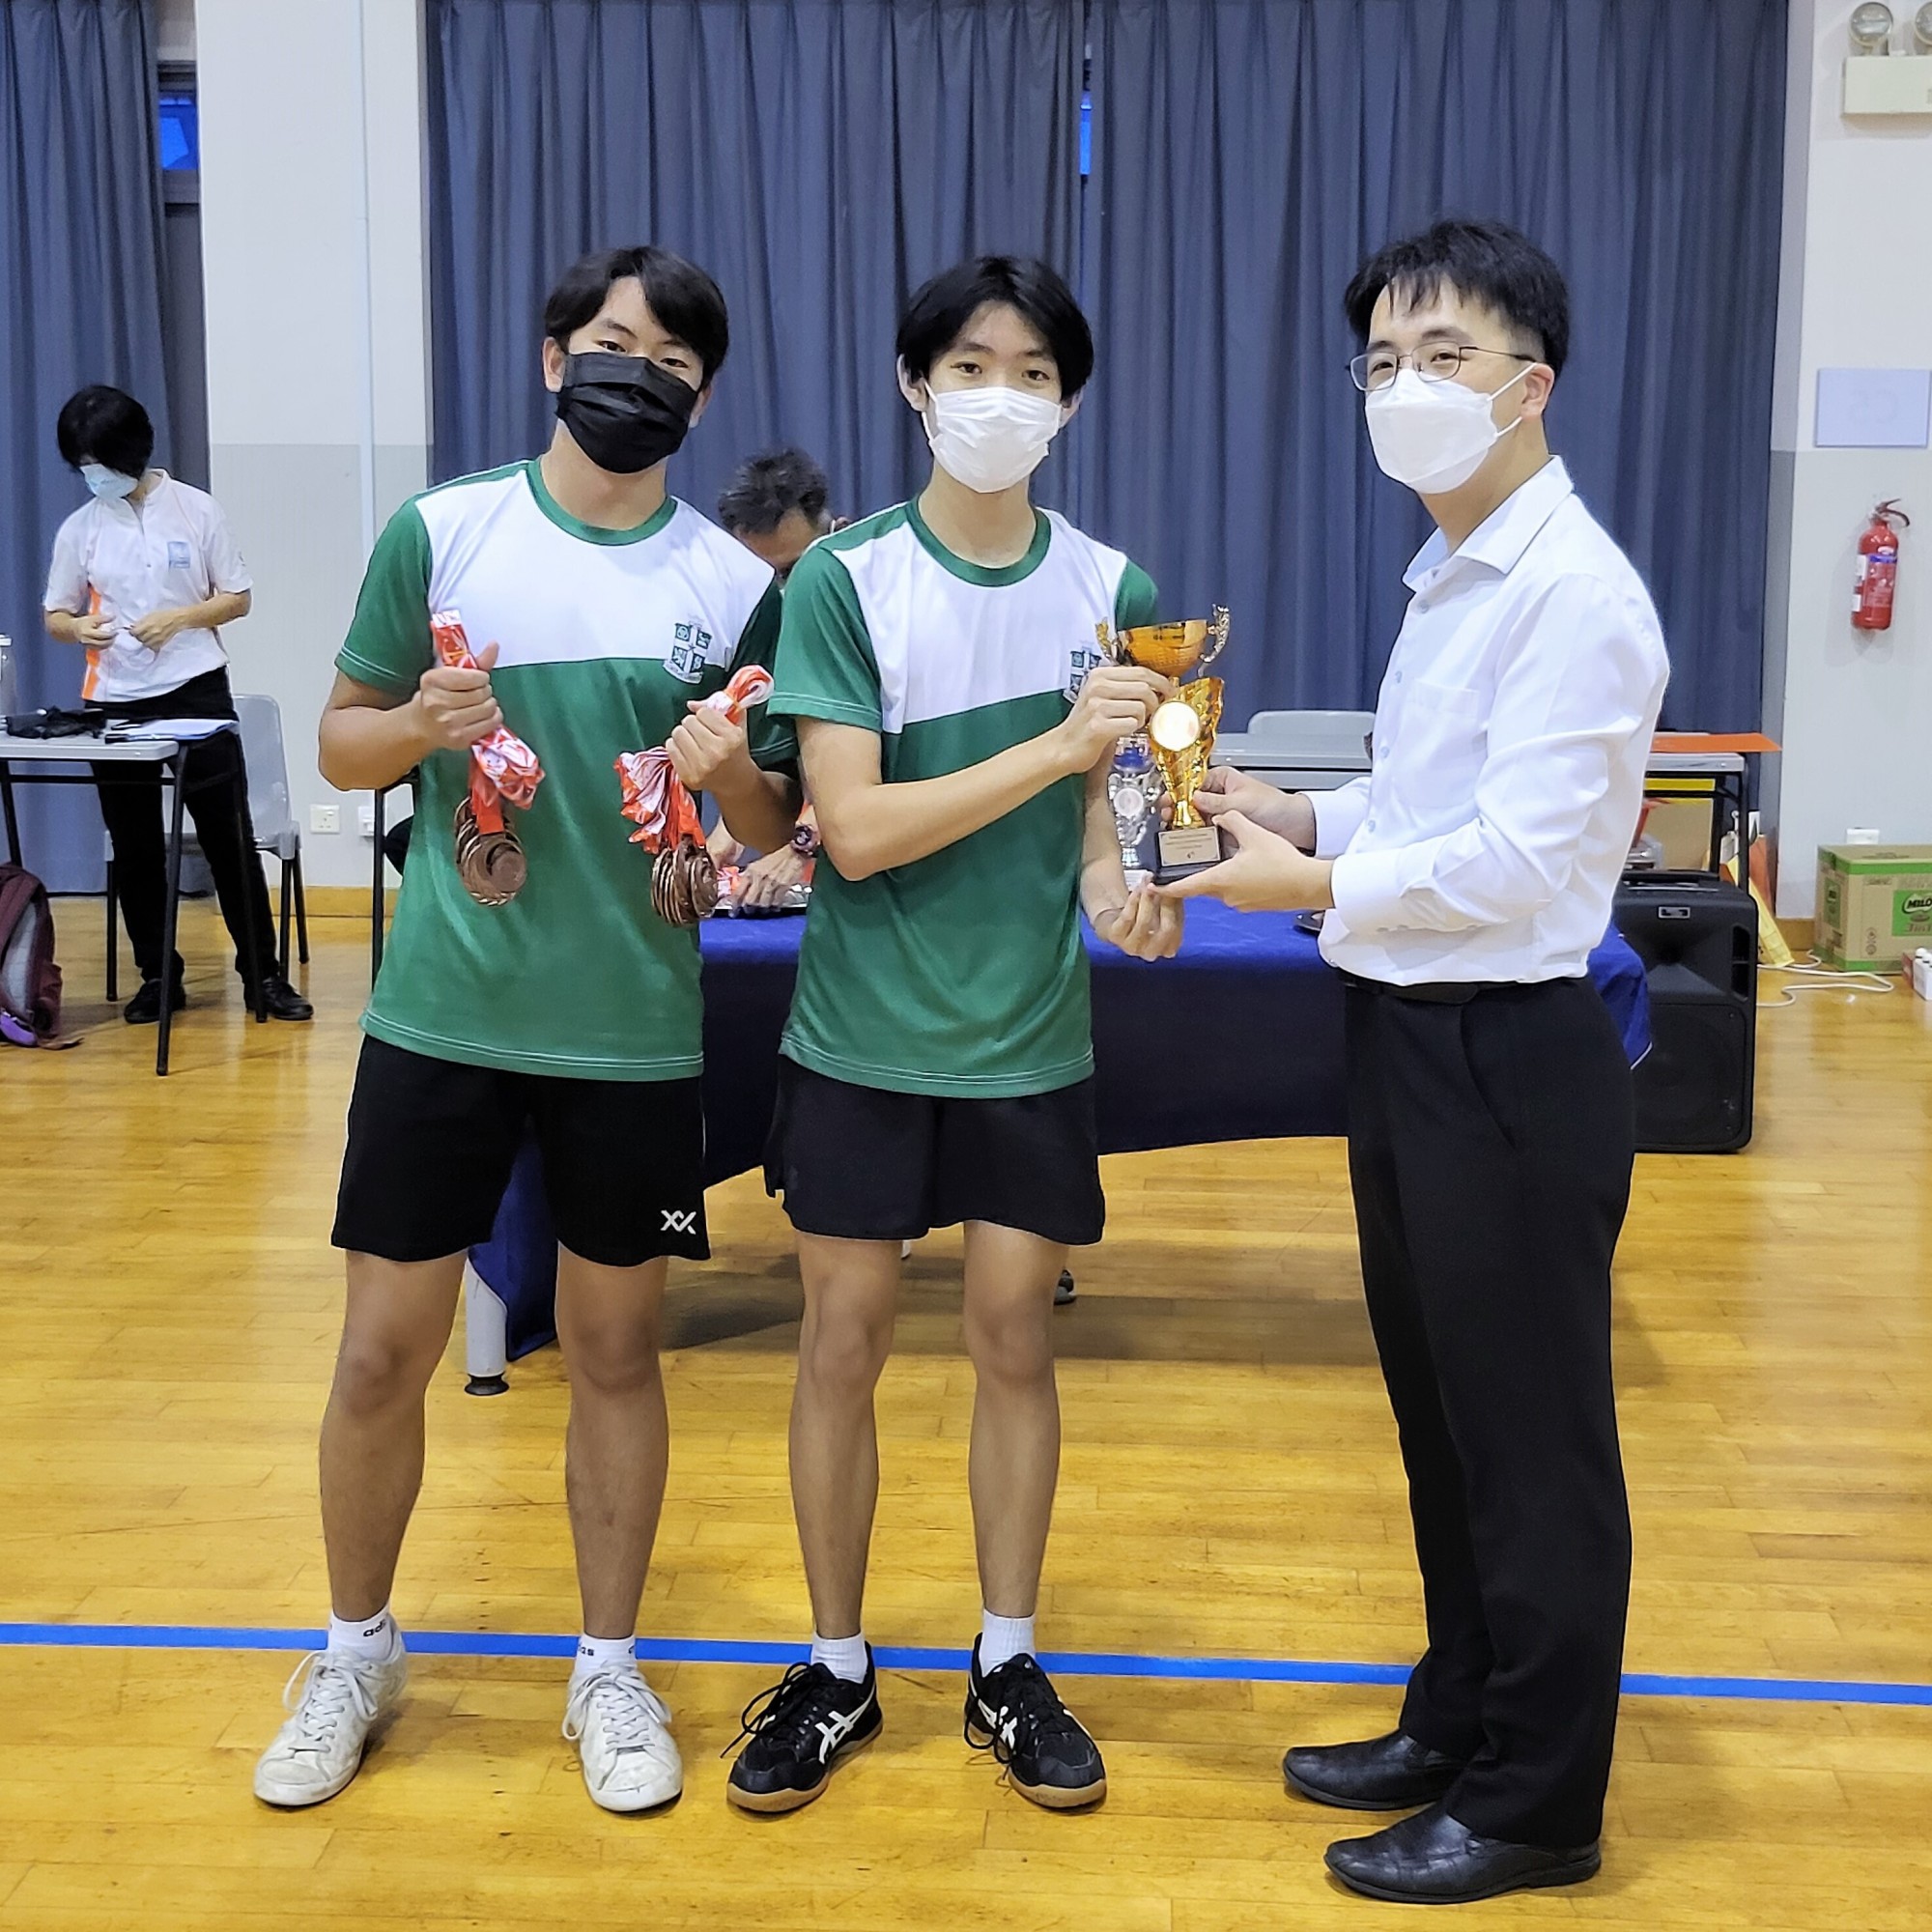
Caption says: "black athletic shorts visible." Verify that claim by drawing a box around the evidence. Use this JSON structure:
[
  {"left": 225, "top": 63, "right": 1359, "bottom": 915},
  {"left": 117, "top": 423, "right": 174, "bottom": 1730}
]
[
  {"left": 332, "top": 1036, "right": 709, "bottom": 1267},
  {"left": 764, "top": 1058, "right": 1105, "bottom": 1247}
]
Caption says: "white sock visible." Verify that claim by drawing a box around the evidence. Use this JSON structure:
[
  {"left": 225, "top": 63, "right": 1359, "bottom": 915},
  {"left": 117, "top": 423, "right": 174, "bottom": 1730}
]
[
  {"left": 810, "top": 1631, "right": 869, "bottom": 1684},
  {"left": 572, "top": 1633, "right": 638, "bottom": 1682},
  {"left": 979, "top": 1610, "right": 1035, "bottom": 1674},
  {"left": 327, "top": 1607, "right": 398, "bottom": 1662}
]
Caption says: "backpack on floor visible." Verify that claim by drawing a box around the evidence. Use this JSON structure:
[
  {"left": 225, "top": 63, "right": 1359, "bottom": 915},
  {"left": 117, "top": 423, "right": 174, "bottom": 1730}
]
[{"left": 0, "top": 864, "right": 67, "bottom": 1047}]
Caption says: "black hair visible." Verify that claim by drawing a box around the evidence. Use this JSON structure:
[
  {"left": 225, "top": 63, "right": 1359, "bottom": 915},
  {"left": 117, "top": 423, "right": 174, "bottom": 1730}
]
[
  {"left": 717, "top": 447, "right": 832, "bottom": 535},
  {"left": 542, "top": 245, "right": 730, "bottom": 385},
  {"left": 56, "top": 384, "right": 155, "bottom": 476},
  {"left": 896, "top": 255, "right": 1094, "bottom": 398},
  {"left": 1344, "top": 218, "right": 1571, "bottom": 381}
]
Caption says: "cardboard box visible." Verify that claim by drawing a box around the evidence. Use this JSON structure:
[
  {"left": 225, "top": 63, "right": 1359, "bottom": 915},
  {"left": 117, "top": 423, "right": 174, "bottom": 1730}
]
[
  {"left": 1643, "top": 791, "right": 1719, "bottom": 871},
  {"left": 1816, "top": 845, "right": 1932, "bottom": 972}
]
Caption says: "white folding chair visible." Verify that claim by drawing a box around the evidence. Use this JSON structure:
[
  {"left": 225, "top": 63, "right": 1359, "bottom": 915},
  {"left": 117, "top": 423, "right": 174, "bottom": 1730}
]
[{"left": 235, "top": 693, "right": 309, "bottom": 976}]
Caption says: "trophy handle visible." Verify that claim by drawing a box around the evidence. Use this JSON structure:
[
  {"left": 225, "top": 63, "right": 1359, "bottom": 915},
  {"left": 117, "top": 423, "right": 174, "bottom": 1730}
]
[
  {"left": 1095, "top": 620, "right": 1126, "bottom": 666},
  {"left": 1196, "top": 606, "right": 1232, "bottom": 670}
]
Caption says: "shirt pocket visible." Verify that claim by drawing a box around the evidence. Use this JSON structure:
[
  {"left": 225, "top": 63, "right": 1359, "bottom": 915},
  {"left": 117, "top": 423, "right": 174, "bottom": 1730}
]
[{"left": 1387, "top": 679, "right": 1486, "bottom": 816}]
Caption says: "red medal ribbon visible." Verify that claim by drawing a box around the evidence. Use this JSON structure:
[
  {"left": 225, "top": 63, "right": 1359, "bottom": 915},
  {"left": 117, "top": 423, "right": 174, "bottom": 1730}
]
[
  {"left": 431, "top": 611, "right": 544, "bottom": 830},
  {"left": 616, "top": 664, "right": 775, "bottom": 852}
]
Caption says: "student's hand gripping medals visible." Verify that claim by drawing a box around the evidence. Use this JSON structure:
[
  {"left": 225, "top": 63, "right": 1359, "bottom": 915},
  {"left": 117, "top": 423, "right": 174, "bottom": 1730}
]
[
  {"left": 615, "top": 665, "right": 776, "bottom": 927},
  {"left": 430, "top": 611, "right": 545, "bottom": 907}
]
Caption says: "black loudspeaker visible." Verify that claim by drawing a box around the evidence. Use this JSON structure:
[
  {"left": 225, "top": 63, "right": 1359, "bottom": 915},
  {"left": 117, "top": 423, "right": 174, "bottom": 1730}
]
[{"left": 1612, "top": 871, "right": 1758, "bottom": 1153}]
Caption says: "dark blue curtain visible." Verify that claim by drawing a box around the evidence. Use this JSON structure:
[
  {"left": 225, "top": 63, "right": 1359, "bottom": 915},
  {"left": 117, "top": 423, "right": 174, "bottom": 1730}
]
[
  {"left": 1076, "top": 0, "right": 1787, "bottom": 732},
  {"left": 426, "top": 0, "right": 1085, "bottom": 523},
  {"left": 0, "top": 0, "right": 174, "bottom": 890}
]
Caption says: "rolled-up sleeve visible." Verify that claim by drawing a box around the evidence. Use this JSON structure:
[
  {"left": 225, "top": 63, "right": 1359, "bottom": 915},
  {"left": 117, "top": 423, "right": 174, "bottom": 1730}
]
[{"left": 1329, "top": 577, "right": 1660, "bottom": 934}]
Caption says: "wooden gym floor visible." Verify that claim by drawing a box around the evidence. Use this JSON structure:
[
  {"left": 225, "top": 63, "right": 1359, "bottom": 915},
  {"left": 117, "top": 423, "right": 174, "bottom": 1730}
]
[{"left": 1, "top": 900, "right": 1928, "bottom": 1931}]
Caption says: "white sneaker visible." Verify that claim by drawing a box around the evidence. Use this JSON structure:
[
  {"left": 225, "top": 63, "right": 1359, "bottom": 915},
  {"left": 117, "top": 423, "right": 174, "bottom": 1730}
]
[
  {"left": 563, "top": 1666, "right": 683, "bottom": 1812},
  {"left": 253, "top": 1645, "right": 409, "bottom": 1807}
]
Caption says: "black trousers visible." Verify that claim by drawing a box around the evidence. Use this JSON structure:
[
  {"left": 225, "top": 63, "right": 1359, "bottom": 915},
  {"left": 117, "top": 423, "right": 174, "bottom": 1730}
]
[
  {"left": 1344, "top": 975, "right": 1634, "bottom": 1849},
  {"left": 92, "top": 667, "right": 276, "bottom": 986}
]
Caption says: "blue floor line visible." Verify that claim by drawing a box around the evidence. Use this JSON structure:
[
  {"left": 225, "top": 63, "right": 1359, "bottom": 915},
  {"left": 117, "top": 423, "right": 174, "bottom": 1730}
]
[{"left": 0, "top": 1622, "right": 1926, "bottom": 1707}]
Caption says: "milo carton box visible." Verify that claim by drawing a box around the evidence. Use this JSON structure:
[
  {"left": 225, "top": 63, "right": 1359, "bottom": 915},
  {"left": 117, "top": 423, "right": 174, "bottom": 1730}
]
[{"left": 1815, "top": 845, "right": 1932, "bottom": 972}]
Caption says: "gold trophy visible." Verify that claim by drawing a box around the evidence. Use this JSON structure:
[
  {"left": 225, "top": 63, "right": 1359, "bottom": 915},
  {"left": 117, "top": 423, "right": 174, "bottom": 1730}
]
[{"left": 1094, "top": 607, "right": 1231, "bottom": 881}]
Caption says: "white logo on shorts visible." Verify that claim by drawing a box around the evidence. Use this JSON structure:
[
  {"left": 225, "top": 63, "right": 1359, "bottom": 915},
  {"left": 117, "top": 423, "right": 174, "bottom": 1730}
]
[{"left": 662, "top": 1208, "right": 697, "bottom": 1234}]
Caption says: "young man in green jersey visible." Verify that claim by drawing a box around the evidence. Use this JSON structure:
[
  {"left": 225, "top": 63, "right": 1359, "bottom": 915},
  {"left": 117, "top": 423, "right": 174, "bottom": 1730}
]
[
  {"left": 726, "top": 256, "right": 1180, "bottom": 1815},
  {"left": 253, "top": 247, "right": 799, "bottom": 1816}
]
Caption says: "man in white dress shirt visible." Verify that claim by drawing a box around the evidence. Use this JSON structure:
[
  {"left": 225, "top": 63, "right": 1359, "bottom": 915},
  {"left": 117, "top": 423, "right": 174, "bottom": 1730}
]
[{"left": 1166, "top": 220, "right": 1668, "bottom": 1904}]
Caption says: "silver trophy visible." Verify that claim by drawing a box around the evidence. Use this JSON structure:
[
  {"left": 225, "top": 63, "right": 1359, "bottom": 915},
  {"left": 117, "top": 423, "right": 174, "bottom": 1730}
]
[{"left": 1108, "top": 736, "right": 1161, "bottom": 882}]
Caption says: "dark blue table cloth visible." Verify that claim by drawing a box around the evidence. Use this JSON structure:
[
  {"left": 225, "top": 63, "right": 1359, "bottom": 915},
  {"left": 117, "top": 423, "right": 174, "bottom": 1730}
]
[{"left": 472, "top": 902, "right": 1650, "bottom": 1358}]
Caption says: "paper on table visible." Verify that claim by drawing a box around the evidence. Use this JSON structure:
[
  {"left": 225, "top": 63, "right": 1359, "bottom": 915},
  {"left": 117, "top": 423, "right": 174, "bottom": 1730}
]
[{"left": 101, "top": 717, "right": 235, "bottom": 743}]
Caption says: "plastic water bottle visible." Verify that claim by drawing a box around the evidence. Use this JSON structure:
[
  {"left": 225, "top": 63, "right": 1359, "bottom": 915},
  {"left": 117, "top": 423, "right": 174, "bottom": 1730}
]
[{"left": 0, "top": 635, "right": 15, "bottom": 723}]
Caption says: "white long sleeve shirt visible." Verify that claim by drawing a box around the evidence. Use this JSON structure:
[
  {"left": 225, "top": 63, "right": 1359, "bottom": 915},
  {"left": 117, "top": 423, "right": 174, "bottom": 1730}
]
[{"left": 1314, "top": 458, "right": 1668, "bottom": 987}]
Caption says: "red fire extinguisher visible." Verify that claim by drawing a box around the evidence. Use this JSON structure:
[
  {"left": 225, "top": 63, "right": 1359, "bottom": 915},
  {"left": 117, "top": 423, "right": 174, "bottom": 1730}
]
[{"left": 1853, "top": 500, "right": 1910, "bottom": 632}]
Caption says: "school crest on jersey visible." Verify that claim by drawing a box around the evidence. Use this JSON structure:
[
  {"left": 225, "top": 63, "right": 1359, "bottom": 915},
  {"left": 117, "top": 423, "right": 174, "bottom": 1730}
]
[
  {"left": 1064, "top": 639, "right": 1104, "bottom": 704},
  {"left": 667, "top": 619, "right": 715, "bottom": 683}
]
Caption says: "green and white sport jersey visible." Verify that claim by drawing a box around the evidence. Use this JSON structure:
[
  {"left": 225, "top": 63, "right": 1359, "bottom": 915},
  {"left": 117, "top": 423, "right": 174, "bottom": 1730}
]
[
  {"left": 770, "top": 498, "right": 1156, "bottom": 1098},
  {"left": 338, "top": 459, "right": 795, "bottom": 1081}
]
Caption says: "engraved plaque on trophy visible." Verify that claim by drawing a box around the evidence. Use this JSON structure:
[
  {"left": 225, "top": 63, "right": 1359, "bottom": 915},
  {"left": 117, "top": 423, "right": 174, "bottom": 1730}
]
[{"left": 1094, "top": 608, "right": 1231, "bottom": 882}]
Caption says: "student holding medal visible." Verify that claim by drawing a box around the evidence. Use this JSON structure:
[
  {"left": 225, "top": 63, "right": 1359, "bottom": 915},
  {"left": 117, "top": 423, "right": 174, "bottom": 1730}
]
[{"left": 253, "top": 245, "right": 797, "bottom": 1818}]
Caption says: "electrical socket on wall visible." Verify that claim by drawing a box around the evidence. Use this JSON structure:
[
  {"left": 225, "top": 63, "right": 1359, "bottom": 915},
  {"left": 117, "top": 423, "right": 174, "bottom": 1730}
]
[
  {"left": 358, "top": 805, "right": 377, "bottom": 838},
  {"left": 310, "top": 804, "right": 340, "bottom": 835}
]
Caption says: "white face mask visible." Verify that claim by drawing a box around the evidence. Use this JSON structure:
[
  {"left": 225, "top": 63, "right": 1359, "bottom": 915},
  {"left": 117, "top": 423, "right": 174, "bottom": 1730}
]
[
  {"left": 1364, "top": 365, "right": 1530, "bottom": 496},
  {"left": 81, "top": 462, "right": 139, "bottom": 501},
  {"left": 922, "top": 384, "right": 1066, "bottom": 495}
]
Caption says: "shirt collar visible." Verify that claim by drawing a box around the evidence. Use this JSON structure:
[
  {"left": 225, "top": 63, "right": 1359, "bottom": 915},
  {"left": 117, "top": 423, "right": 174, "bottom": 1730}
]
[
  {"left": 98, "top": 469, "right": 170, "bottom": 519},
  {"left": 1402, "top": 457, "right": 1576, "bottom": 591}
]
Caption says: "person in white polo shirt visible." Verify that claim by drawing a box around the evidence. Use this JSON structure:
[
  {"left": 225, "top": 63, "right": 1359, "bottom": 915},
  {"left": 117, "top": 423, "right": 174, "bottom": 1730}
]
[
  {"left": 43, "top": 385, "right": 310, "bottom": 1022},
  {"left": 1164, "top": 220, "right": 1669, "bottom": 1905}
]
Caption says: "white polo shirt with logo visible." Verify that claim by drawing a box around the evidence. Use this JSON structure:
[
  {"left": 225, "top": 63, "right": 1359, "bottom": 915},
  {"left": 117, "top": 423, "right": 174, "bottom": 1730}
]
[{"left": 43, "top": 471, "right": 252, "bottom": 703}]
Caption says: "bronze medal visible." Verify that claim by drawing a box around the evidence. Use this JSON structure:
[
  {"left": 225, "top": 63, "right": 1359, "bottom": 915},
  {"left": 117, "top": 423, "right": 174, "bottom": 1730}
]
[
  {"left": 453, "top": 797, "right": 527, "bottom": 907},
  {"left": 650, "top": 834, "right": 719, "bottom": 926}
]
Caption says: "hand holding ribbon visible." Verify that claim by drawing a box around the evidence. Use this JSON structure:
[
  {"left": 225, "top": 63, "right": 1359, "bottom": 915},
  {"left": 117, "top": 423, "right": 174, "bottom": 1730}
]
[
  {"left": 430, "top": 611, "right": 544, "bottom": 906},
  {"left": 616, "top": 664, "right": 776, "bottom": 925},
  {"left": 432, "top": 611, "right": 543, "bottom": 828},
  {"left": 616, "top": 664, "right": 774, "bottom": 851}
]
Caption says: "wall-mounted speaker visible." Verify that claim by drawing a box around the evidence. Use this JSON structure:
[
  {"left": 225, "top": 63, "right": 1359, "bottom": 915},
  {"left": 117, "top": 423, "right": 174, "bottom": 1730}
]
[{"left": 1613, "top": 871, "right": 1758, "bottom": 1153}]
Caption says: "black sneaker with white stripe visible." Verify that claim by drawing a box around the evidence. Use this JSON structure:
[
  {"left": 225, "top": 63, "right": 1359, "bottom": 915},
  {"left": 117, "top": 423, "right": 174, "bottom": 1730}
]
[
  {"left": 724, "top": 1653, "right": 881, "bottom": 1812},
  {"left": 964, "top": 1640, "right": 1107, "bottom": 1809}
]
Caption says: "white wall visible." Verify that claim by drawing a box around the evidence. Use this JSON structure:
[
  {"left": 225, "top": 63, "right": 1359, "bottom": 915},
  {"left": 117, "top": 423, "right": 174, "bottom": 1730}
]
[
  {"left": 1765, "top": 1, "right": 1932, "bottom": 917},
  {"left": 197, "top": 0, "right": 429, "bottom": 889}
]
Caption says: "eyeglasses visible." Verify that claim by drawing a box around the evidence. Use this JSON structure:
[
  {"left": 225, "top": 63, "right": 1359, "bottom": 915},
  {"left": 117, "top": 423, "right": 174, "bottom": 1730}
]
[{"left": 1348, "top": 345, "right": 1536, "bottom": 393}]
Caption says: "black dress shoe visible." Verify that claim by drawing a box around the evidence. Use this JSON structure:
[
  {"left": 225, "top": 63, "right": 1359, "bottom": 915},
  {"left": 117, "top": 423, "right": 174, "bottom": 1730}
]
[
  {"left": 259, "top": 975, "right": 314, "bottom": 1022},
  {"left": 1324, "top": 1803, "right": 1602, "bottom": 1905},
  {"left": 1284, "top": 1729, "right": 1464, "bottom": 1811},
  {"left": 124, "top": 978, "right": 186, "bottom": 1025}
]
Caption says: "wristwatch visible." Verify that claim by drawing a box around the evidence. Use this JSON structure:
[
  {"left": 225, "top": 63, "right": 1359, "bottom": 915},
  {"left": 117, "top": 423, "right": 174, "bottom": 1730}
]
[{"left": 790, "top": 822, "right": 821, "bottom": 860}]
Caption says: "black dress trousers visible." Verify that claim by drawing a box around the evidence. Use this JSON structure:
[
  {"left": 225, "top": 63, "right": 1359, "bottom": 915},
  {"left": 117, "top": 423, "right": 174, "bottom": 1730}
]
[
  {"left": 1343, "top": 973, "right": 1634, "bottom": 1849},
  {"left": 91, "top": 666, "right": 277, "bottom": 987}
]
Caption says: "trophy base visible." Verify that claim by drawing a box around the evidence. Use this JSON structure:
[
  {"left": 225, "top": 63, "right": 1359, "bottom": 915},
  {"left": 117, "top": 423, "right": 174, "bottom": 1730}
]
[{"left": 1154, "top": 822, "right": 1228, "bottom": 883}]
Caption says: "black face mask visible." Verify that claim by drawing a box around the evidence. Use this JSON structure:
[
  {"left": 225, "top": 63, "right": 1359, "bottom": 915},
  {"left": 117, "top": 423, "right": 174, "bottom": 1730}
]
[{"left": 554, "top": 352, "right": 697, "bottom": 474}]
